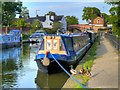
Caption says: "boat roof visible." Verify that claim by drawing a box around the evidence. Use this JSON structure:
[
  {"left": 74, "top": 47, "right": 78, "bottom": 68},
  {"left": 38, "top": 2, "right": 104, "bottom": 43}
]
[
  {"left": 9, "top": 30, "right": 22, "bottom": 32},
  {"left": 44, "top": 33, "right": 87, "bottom": 37}
]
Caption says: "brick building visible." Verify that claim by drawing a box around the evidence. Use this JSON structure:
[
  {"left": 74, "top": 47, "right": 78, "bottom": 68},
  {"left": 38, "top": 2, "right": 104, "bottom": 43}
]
[{"left": 69, "top": 16, "right": 107, "bottom": 33}]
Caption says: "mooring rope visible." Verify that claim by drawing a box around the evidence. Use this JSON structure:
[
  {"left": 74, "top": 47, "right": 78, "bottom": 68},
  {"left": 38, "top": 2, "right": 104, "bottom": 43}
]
[{"left": 50, "top": 53, "right": 87, "bottom": 88}]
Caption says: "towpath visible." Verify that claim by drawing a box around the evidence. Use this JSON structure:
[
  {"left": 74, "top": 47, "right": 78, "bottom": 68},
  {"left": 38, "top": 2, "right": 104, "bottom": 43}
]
[
  {"left": 63, "top": 36, "right": 119, "bottom": 88},
  {"left": 87, "top": 37, "right": 119, "bottom": 88}
]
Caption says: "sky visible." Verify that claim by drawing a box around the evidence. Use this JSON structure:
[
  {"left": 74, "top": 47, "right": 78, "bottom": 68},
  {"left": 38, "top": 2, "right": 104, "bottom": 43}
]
[{"left": 21, "top": 1, "right": 111, "bottom": 24}]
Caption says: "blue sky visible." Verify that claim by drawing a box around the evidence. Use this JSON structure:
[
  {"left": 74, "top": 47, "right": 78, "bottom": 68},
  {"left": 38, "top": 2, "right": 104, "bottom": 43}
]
[{"left": 22, "top": 2, "right": 111, "bottom": 24}]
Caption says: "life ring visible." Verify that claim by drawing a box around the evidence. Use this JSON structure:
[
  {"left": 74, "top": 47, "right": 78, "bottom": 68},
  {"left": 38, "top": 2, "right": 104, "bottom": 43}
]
[{"left": 41, "top": 57, "right": 50, "bottom": 66}]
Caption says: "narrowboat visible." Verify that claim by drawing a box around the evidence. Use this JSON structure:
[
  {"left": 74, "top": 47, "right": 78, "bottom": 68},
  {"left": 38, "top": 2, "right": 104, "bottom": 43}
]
[
  {"left": 28, "top": 33, "right": 44, "bottom": 43},
  {"left": 35, "top": 32, "right": 95, "bottom": 73},
  {"left": 0, "top": 30, "right": 22, "bottom": 49},
  {"left": 28, "top": 30, "right": 47, "bottom": 43}
]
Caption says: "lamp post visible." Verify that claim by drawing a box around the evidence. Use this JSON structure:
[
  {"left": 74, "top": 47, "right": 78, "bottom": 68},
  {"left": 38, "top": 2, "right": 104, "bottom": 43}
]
[{"left": 36, "top": 10, "right": 40, "bottom": 17}]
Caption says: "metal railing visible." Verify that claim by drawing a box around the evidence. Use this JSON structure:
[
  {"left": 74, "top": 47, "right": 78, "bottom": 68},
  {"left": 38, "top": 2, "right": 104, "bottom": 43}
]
[{"left": 105, "top": 33, "right": 120, "bottom": 51}]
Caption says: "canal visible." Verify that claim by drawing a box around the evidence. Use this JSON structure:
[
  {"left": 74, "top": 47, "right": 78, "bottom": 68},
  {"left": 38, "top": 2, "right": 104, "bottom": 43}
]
[{"left": 0, "top": 43, "right": 69, "bottom": 89}]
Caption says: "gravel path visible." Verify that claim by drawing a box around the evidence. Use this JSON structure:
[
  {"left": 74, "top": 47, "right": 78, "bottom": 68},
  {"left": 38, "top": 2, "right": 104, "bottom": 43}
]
[{"left": 87, "top": 37, "right": 118, "bottom": 88}]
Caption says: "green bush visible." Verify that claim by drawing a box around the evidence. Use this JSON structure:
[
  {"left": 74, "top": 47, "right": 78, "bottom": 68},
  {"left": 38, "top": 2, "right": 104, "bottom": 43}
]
[{"left": 22, "top": 34, "right": 30, "bottom": 40}]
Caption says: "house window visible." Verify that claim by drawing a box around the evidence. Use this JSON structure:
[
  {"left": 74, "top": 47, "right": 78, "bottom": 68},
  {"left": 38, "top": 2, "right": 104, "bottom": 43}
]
[
  {"left": 50, "top": 23, "right": 52, "bottom": 25},
  {"left": 97, "top": 19, "right": 100, "bottom": 24}
]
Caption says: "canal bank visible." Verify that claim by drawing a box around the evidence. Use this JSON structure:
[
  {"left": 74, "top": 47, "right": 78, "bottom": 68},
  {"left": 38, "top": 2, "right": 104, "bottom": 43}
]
[
  {"left": 63, "top": 37, "right": 118, "bottom": 88},
  {"left": 87, "top": 37, "right": 118, "bottom": 88},
  {"left": 63, "top": 38, "right": 98, "bottom": 88}
]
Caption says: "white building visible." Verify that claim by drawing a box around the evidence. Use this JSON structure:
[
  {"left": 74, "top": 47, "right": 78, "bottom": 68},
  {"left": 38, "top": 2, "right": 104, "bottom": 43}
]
[{"left": 26, "top": 15, "right": 67, "bottom": 33}]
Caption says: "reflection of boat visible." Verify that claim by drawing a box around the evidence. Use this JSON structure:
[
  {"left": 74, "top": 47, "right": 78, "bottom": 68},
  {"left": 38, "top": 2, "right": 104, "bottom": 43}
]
[
  {"left": 1, "top": 47, "right": 22, "bottom": 88},
  {"left": 29, "top": 43, "right": 42, "bottom": 48},
  {"left": 0, "top": 30, "right": 22, "bottom": 49},
  {"left": 1, "top": 46, "right": 22, "bottom": 74},
  {"left": 35, "top": 70, "right": 69, "bottom": 89},
  {"left": 0, "top": 47, "right": 21, "bottom": 62},
  {"left": 28, "top": 33, "right": 44, "bottom": 43}
]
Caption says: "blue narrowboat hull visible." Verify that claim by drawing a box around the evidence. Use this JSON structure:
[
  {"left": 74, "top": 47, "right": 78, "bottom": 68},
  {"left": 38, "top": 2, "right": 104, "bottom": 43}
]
[
  {"left": 0, "top": 30, "right": 22, "bottom": 49},
  {"left": 0, "top": 42, "right": 21, "bottom": 49},
  {"left": 35, "top": 43, "right": 91, "bottom": 73}
]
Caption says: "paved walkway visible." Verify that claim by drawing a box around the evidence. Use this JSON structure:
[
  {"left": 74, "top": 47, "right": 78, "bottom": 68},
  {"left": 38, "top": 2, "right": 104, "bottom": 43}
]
[{"left": 87, "top": 37, "right": 118, "bottom": 88}]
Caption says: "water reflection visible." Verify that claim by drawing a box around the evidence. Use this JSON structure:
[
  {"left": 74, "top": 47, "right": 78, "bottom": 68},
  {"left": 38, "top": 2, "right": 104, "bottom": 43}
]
[
  {"left": 1, "top": 43, "right": 69, "bottom": 89},
  {"left": 35, "top": 70, "right": 69, "bottom": 89},
  {"left": 1, "top": 47, "right": 22, "bottom": 88}
]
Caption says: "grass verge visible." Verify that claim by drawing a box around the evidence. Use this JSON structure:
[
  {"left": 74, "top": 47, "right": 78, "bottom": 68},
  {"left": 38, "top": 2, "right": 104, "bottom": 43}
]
[{"left": 74, "top": 39, "right": 98, "bottom": 88}]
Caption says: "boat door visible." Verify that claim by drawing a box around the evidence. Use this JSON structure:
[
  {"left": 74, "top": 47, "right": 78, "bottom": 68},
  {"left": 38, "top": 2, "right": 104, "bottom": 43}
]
[{"left": 41, "top": 36, "right": 66, "bottom": 55}]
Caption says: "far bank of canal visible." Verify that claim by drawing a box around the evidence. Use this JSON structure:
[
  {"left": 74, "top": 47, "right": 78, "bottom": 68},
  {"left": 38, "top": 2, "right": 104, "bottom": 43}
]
[{"left": 0, "top": 43, "right": 69, "bottom": 89}]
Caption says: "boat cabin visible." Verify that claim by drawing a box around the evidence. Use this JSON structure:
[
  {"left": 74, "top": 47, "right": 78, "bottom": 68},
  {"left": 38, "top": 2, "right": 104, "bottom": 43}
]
[
  {"left": 38, "top": 33, "right": 90, "bottom": 56},
  {"left": 38, "top": 35, "right": 66, "bottom": 55}
]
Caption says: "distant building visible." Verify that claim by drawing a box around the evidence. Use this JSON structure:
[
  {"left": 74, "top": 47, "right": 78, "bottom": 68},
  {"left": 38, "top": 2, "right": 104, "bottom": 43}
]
[
  {"left": 26, "top": 15, "right": 67, "bottom": 33},
  {"left": 69, "top": 16, "right": 106, "bottom": 33},
  {"left": 89, "top": 16, "right": 104, "bottom": 27}
]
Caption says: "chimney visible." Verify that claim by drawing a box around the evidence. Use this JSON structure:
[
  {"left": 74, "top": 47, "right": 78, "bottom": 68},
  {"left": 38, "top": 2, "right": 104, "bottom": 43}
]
[
  {"left": 46, "top": 15, "right": 49, "bottom": 20},
  {"left": 36, "top": 14, "right": 39, "bottom": 17},
  {"left": 27, "top": 15, "right": 30, "bottom": 19},
  {"left": 51, "top": 16, "right": 54, "bottom": 20}
]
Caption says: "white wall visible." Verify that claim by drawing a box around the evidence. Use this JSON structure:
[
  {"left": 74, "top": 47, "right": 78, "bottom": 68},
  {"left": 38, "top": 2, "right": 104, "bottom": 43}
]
[
  {"left": 41, "top": 15, "right": 67, "bottom": 32},
  {"left": 61, "top": 16, "right": 67, "bottom": 33},
  {"left": 42, "top": 15, "right": 53, "bottom": 28}
]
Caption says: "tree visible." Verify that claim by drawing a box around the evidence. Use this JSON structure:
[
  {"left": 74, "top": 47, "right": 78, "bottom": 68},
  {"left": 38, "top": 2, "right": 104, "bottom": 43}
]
[
  {"left": 0, "top": 2, "right": 2, "bottom": 14},
  {"left": 105, "top": 1, "right": 120, "bottom": 36},
  {"left": 52, "top": 22, "right": 62, "bottom": 34},
  {"left": 46, "top": 11, "right": 56, "bottom": 16},
  {"left": 12, "top": 18, "right": 28, "bottom": 30},
  {"left": 20, "top": 7, "right": 29, "bottom": 18},
  {"left": 82, "top": 7, "right": 101, "bottom": 23},
  {"left": 31, "top": 19, "right": 43, "bottom": 33},
  {"left": 2, "top": 2, "right": 22, "bottom": 27},
  {"left": 101, "top": 13, "right": 109, "bottom": 26},
  {"left": 66, "top": 16, "right": 79, "bottom": 25},
  {"left": 0, "top": 2, "right": 2, "bottom": 25}
]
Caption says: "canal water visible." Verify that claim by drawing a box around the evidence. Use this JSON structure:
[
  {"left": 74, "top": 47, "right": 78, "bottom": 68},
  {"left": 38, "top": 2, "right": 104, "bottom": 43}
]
[{"left": 0, "top": 43, "right": 69, "bottom": 89}]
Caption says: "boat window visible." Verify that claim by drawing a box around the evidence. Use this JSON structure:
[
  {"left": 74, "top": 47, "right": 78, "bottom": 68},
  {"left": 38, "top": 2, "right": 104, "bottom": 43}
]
[
  {"left": 46, "top": 39, "right": 52, "bottom": 50},
  {"left": 15, "top": 37, "right": 17, "bottom": 40},
  {"left": 40, "top": 40, "right": 44, "bottom": 50},
  {"left": 64, "top": 37, "right": 73, "bottom": 51},
  {"left": 60, "top": 40, "right": 65, "bottom": 51},
  {"left": 8, "top": 37, "right": 10, "bottom": 41},
  {"left": 0, "top": 36, "right": 2, "bottom": 42},
  {"left": 73, "top": 36, "right": 89, "bottom": 52},
  {"left": 53, "top": 40, "right": 58, "bottom": 50}
]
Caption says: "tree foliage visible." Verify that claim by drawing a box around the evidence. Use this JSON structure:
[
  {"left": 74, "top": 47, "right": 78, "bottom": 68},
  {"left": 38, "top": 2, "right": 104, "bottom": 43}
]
[
  {"left": 82, "top": 7, "right": 101, "bottom": 23},
  {"left": 105, "top": 1, "right": 120, "bottom": 36},
  {"left": 31, "top": 19, "right": 43, "bottom": 33},
  {"left": 2, "top": 2, "right": 22, "bottom": 27},
  {"left": 101, "top": 13, "right": 109, "bottom": 26},
  {"left": 46, "top": 11, "right": 56, "bottom": 16},
  {"left": 66, "top": 16, "right": 79, "bottom": 25},
  {"left": 52, "top": 22, "right": 62, "bottom": 33},
  {"left": 20, "top": 7, "right": 29, "bottom": 18},
  {"left": 12, "top": 18, "right": 28, "bottom": 29}
]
